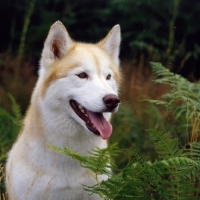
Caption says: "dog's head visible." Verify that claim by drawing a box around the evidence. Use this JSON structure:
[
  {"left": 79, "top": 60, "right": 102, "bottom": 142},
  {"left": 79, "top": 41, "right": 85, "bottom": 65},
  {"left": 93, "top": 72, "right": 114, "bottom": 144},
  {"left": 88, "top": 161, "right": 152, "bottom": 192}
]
[{"left": 38, "top": 21, "right": 121, "bottom": 140}]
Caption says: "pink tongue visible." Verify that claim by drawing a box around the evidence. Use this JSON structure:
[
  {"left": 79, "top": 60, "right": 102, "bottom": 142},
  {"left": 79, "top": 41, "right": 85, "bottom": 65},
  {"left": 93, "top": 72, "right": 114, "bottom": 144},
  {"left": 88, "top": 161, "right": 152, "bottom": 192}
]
[{"left": 87, "top": 111, "right": 112, "bottom": 140}]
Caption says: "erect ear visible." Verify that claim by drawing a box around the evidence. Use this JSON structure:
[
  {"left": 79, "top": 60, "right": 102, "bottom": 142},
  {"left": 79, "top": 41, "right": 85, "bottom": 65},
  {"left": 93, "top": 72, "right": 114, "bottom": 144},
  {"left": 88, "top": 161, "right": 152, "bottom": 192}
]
[
  {"left": 98, "top": 25, "right": 121, "bottom": 67},
  {"left": 40, "top": 21, "right": 73, "bottom": 70}
]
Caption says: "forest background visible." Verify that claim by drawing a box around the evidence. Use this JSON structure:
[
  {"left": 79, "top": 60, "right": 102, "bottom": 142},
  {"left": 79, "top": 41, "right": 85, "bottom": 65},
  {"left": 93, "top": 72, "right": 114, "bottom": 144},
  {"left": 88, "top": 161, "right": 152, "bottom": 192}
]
[{"left": 1, "top": 0, "right": 200, "bottom": 191}]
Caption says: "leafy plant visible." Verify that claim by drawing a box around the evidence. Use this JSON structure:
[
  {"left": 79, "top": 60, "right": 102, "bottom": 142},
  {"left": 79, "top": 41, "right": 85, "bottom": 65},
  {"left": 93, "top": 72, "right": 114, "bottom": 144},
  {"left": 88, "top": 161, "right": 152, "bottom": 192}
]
[
  {"left": 51, "top": 144, "right": 119, "bottom": 199},
  {"left": 0, "top": 94, "right": 21, "bottom": 163},
  {"left": 148, "top": 62, "right": 200, "bottom": 143},
  {"left": 0, "top": 94, "right": 21, "bottom": 197},
  {"left": 56, "top": 130, "right": 200, "bottom": 200}
]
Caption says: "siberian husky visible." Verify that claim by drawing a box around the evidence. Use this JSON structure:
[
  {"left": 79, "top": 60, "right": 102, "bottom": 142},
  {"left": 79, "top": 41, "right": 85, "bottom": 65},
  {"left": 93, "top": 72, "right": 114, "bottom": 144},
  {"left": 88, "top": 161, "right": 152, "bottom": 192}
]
[{"left": 6, "top": 21, "right": 121, "bottom": 200}]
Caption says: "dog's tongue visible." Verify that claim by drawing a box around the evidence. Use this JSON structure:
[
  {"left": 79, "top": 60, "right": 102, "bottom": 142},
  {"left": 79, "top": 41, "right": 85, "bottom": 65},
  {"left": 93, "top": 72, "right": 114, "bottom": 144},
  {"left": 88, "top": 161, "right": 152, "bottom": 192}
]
[{"left": 87, "top": 111, "right": 112, "bottom": 140}]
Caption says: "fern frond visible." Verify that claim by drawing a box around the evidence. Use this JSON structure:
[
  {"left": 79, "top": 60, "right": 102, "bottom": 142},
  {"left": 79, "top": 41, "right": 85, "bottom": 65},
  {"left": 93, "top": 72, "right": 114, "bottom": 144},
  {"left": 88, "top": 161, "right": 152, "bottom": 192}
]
[
  {"left": 148, "top": 129, "right": 183, "bottom": 159},
  {"left": 0, "top": 95, "right": 21, "bottom": 164},
  {"left": 149, "top": 62, "right": 200, "bottom": 121},
  {"left": 147, "top": 62, "right": 200, "bottom": 144},
  {"left": 53, "top": 131, "right": 200, "bottom": 200},
  {"left": 51, "top": 144, "right": 119, "bottom": 177},
  {"left": 150, "top": 62, "right": 192, "bottom": 88},
  {"left": 50, "top": 86, "right": 200, "bottom": 200},
  {"left": 89, "top": 156, "right": 199, "bottom": 200},
  {"left": 126, "top": 148, "right": 146, "bottom": 164},
  {"left": 8, "top": 93, "right": 22, "bottom": 122},
  {"left": 186, "top": 142, "right": 200, "bottom": 161}
]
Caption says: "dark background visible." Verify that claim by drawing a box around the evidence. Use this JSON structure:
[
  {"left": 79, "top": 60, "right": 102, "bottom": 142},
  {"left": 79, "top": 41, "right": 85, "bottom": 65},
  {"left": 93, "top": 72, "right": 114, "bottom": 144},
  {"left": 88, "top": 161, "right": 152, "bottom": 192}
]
[{"left": 1, "top": 0, "right": 200, "bottom": 79}]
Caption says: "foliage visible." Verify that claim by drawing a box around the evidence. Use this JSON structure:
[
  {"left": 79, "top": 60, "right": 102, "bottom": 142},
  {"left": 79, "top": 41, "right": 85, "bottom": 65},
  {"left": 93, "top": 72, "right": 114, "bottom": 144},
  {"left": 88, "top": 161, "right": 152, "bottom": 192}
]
[
  {"left": 51, "top": 144, "right": 119, "bottom": 178},
  {"left": 0, "top": 94, "right": 21, "bottom": 196},
  {"left": 110, "top": 103, "right": 174, "bottom": 167},
  {"left": 56, "top": 130, "right": 200, "bottom": 200},
  {"left": 51, "top": 144, "right": 119, "bottom": 199},
  {"left": 0, "top": 94, "right": 21, "bottom": 163},
  {"left": 148, "top": 62, "right": 200, "bottom": 143}
]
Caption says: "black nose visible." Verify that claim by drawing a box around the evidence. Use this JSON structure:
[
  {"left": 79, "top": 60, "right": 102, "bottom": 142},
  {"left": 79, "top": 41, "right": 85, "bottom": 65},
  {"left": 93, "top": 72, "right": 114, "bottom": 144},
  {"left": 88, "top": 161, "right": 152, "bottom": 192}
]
[{"left": 103, "top": 94, "right": 120, "bottom": 110}]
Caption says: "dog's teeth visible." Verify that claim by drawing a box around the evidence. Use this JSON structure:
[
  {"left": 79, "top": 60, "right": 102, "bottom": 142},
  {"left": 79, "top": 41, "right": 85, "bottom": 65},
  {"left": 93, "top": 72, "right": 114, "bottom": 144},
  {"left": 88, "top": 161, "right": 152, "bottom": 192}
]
[
  {"left": 78, "top": 104, "right": 83, "bottom": 109},
  {"left": 80, "top": 108, "right": 84, "bottom": 113},
  {"left": 85, "top": 113, "right": 88, "bottom": 117}
]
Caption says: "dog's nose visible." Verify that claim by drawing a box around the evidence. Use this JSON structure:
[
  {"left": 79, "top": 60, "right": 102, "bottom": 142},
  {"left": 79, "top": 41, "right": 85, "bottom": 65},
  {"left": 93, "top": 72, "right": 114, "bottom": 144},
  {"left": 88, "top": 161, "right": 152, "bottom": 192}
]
[{"left": 103, "top": 94, "right": 120, "bottom": 110}]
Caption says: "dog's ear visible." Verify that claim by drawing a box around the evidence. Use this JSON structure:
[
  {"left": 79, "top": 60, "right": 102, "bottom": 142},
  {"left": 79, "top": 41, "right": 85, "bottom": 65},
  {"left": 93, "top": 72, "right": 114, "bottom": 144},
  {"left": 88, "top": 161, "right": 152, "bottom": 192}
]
[
  {"left": 40, "top": 21, "right": 73, "bottom": 70},
  {"left": 98, "top": 25, "right": 121, "bottom": 67}
]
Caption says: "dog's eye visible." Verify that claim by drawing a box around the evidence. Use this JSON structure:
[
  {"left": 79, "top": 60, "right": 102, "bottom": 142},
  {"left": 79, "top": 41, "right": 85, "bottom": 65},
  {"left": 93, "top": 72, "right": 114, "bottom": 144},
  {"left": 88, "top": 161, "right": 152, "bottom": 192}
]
[
  {"left": 76, "top": 72, "right": 88, "bottom": 79},
  {"left": 106, "top": 74, "right": 111, "bottom": 80}
]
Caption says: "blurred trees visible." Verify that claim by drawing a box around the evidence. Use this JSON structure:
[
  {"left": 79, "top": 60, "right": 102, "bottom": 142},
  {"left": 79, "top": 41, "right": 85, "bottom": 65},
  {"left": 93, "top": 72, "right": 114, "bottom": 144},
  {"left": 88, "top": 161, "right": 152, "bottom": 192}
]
[{"left": 1, "top": 0, "right": 200, "bottom": 80}]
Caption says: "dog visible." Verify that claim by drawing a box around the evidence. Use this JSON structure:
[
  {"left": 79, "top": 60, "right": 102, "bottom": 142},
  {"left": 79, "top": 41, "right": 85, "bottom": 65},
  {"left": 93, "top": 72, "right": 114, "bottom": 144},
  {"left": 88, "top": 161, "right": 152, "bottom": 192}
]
[{"left": 6, "top": 21, "right": 121, "bottom": 200}]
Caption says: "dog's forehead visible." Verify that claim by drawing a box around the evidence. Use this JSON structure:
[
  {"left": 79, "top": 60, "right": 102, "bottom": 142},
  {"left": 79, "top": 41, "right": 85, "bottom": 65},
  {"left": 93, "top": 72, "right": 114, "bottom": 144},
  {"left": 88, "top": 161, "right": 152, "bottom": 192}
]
[
  {"left": 45, "top": 44, "right": 116, "bottom": 84},
  {"left": 65, "top": 44, "right": 111, "bottom": 71},
  {"left": 68, "top": 45, "right": 119, "bottom": 80}
]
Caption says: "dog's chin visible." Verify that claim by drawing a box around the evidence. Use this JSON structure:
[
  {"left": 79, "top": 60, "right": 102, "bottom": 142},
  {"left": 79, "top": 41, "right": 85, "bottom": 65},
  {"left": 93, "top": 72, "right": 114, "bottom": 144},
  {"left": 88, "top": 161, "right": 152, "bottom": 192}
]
[{"left": 69, "top": 100, "right": 113, "bottom": 140}]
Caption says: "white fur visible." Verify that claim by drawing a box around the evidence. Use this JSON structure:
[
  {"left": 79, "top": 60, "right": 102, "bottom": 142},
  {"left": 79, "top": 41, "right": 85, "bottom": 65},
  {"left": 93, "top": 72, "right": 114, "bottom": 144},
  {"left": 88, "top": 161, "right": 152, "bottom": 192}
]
[{"left": 6, "top": 21, "right": 121, "bottom": 200}]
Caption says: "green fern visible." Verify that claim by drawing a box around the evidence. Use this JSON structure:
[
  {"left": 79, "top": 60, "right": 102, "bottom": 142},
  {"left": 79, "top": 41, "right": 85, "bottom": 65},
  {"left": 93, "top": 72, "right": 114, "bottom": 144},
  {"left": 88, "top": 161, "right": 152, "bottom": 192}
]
[
  {"left": 0, "top": 94, "right": 21, "bottom": 163},
  {"left": 7, "top": 94, "right": 22, "bottom": 122},
  {"left": 52, "top": 144, "right": 119, "bottom": 177},
  {"left": 51, "top": 144, "right": 119, "bottom": 199},
  {"left": 54, "top": 130, "right": 200, "bottom": 200},
  {"left": 147, "top": 62, "right": 200, "bottom": 143},
  {"left": 148, "top": 129, "right": 183, "bottom": 159},
  {"left": 0, "top": 95, "right": 22, "bottom": 197},
  {"left": 149, "top": 62, "right": 200, "bottom": 120}
]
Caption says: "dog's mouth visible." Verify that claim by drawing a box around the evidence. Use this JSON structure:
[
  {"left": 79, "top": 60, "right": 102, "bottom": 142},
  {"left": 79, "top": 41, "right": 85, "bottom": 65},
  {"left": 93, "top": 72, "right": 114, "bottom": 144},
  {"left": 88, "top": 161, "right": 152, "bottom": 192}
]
[{"left": 70, "top": 100, "right": 112, "bottom": 140}]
